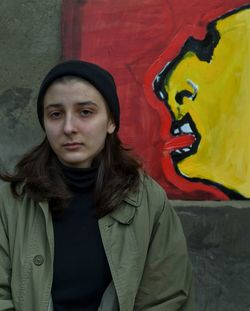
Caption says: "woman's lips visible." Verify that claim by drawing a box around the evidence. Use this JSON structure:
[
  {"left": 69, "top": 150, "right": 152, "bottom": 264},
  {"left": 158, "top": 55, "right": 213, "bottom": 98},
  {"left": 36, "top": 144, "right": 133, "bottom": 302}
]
[{"left": 63, "top": 142, "right": 83, "bottom": 150}]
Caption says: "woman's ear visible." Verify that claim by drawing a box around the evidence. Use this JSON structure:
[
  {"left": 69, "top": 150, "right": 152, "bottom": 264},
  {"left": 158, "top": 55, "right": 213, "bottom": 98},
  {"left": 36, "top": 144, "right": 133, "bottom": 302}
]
[{"left": 107, "top": 120, "right": 116, "bottom": 134}]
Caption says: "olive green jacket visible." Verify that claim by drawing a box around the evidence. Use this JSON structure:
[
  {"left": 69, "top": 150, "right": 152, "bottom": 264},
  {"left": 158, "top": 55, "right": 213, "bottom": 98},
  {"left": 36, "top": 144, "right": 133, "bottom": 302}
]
[{"left": 0, "top": 175, "right": 194, "bottom": 311}]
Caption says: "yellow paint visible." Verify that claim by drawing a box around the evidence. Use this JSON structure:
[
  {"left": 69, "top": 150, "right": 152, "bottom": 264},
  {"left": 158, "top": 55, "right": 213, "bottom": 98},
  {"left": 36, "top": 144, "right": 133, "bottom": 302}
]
[{"left": 164, "top": 8, "right": 250, "bottom": 196}]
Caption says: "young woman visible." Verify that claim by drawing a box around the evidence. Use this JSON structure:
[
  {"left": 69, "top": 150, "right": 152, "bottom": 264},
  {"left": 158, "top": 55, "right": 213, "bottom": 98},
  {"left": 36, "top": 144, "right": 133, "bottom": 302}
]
[{"left": 0, "top": 60, "right": 194, "bottom": 311}]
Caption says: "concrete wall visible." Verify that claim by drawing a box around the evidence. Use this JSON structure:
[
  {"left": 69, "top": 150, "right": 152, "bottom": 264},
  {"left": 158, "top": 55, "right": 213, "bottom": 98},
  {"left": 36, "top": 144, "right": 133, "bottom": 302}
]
[
  {"left": 0, "top": 0, "right": 61, "bottom": 171},
  {"left": 175, "top": 201, "right": 250, "bottom": 311},
  {"left": 0, "top": 1, "right": 249, "bottom": 310}
]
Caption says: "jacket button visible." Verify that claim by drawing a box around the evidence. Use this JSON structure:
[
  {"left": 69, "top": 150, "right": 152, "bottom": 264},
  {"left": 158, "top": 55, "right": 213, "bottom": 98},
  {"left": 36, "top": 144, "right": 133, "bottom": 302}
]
[{"left": 33, "top": 255, "right": 44, "bottom": 266}]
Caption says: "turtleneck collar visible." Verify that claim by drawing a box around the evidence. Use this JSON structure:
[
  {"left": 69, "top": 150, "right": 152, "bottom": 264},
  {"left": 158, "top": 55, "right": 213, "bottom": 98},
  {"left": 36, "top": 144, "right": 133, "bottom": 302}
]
[{"left": 59, "top": 162, "right": 98, "bottom": 193}]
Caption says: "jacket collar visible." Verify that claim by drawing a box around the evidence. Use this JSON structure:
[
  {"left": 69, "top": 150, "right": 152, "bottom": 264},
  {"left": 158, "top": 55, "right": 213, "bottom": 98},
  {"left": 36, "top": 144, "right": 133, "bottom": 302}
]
[
  {"left": 123, "top": 171, "right": 145, "bottom": 207},
  {"left": 108, "top": 173, "right": 145, "bottom": 225},
  {"left": 37, "top": 173, "right": 146, "bottom": 226}
]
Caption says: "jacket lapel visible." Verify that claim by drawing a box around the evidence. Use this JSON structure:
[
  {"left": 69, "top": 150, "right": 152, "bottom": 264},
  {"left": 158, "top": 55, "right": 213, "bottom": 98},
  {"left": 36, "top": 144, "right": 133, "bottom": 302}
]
[{"left": 98, "top": 177, "right": 145, "bottom": 310}]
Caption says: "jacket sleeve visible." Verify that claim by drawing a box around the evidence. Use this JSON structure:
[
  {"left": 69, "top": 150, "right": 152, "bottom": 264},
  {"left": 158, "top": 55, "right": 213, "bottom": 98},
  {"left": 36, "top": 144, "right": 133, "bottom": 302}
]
[
  {"left": 0, "top": 195, "right": 15, "bottom": 311},
  {"left": 135, "top": 193, "right": 195, "bottom": 310}
]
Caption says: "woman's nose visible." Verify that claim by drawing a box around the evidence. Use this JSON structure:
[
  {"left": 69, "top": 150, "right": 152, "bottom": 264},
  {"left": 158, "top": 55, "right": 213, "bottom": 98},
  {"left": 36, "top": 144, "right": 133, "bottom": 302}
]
[{"left": 63, "top": 115, "right": 78, "bottom": 135}]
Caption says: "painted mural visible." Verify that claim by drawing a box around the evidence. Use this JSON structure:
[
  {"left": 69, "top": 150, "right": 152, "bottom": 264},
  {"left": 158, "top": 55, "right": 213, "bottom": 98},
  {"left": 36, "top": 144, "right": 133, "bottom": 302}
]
[{"left": 62, "top": 0, "right": 250, "bottom": 200}]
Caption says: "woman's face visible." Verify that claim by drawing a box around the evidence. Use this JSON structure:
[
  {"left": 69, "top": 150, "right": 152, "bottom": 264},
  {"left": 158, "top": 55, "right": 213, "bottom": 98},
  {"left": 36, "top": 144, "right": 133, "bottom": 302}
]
[{"left": 43, "top": 79, "right": 116, "bottom": 168}]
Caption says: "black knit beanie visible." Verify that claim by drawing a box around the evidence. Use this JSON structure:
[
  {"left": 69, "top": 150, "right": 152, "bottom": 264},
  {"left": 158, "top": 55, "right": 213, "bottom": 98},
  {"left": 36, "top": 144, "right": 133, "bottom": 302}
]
[{"left": 37, "top": 60, "right": 120, "bottom": 129}]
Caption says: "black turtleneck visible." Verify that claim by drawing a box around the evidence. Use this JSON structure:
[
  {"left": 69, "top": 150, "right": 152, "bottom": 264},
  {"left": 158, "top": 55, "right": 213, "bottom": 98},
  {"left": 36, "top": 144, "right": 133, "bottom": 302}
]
[{"left": 51, "top": 164, "right": 112, "bottom": 311}]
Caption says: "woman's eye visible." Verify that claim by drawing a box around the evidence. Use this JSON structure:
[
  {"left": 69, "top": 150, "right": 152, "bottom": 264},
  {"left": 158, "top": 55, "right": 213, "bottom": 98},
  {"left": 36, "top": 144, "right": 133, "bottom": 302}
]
[
  {"left": 49, "top": 111, "right": 62, "bottom": 119},
  {"left": 80, "top": 110, "right": 92, "bottom": 117}
]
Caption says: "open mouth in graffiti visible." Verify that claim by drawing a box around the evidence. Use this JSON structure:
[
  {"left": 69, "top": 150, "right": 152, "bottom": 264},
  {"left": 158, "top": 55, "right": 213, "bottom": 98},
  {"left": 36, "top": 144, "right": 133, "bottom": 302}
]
[{"left": 163, "top": 113, "right": 201, "bottom": 162}]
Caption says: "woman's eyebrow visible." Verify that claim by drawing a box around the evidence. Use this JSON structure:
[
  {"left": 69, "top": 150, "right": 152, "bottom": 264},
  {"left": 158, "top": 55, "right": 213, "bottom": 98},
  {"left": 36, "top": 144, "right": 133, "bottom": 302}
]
[
  {"left": 76, "top": 101, "right": 97, "bottom": 106},
  {"left": 44, "top": 101, "right": 98, "bottom": 110},
  {"left": 44, "top": 103, "right": 63, "bottom": 110}
]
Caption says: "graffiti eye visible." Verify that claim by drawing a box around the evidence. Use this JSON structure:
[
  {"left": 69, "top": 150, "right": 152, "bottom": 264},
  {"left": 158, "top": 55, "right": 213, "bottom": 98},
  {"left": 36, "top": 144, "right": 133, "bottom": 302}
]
[
  {"left": 175, "top": 90, "right": 193, "bottom": 105},
  {"left": 175, "top": 79, "right": 198, "bottom": 105}
]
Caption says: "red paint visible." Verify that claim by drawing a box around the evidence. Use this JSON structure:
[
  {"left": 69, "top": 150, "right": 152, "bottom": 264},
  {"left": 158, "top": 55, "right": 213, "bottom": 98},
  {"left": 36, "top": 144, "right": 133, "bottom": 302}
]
[
  {"left": 163, "top": 135, "right": 196, "bottom": 153},
  {"left": 62, "top": 0, "right": 249, "bottom": 199}
]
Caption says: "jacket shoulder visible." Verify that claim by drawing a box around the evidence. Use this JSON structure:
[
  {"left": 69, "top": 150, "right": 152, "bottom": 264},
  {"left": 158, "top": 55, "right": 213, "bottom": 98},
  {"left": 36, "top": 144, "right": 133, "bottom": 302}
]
[
  {"left": 0, "top": 182, "right": 26, "bottom": 218},
  {"left": 0, "top": 182, "right": 14, "bottom": 204},
  {"left": 0, "top": 183, "right": 15, "bottom": 227},
  {"left": 136, "top": 173, "right": 172, "bottom": 222},
  {"left": 141, "top": 173, "right": 170, "bottom": 206},
  {"left": 124, "top": 172, "right": 168, "bottom": 209},
  {"left": 142, "top": 174, "right": 167, "bottom": 198}
]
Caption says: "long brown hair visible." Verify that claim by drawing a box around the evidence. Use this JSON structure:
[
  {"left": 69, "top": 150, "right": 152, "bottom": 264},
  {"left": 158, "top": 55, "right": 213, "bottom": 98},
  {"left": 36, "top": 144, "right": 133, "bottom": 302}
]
[{"left": 0, "top": 132, "right": 141, "bottom": 218}]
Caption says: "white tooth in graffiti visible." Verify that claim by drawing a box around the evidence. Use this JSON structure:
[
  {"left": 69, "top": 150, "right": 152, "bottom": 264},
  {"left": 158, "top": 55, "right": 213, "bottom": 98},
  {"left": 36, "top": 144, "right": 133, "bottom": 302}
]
[
  {"left": 183, "top": 148, "right": 191, "bottom": 152},
  {"left": 175, "top": 149, "right": 182, "bottom": 154},
  {"left": 180, "top": 123, "right": 193, "bottom": 133},
  {"left": 174, "top": 128, "right": 180, "bottom": 134}
]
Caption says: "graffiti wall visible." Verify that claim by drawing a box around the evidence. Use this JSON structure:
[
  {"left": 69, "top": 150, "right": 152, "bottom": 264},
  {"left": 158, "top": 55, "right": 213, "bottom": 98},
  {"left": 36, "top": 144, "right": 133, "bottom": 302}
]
[{"left": 62, "top": 0, "right": 250, "bottom": 200}]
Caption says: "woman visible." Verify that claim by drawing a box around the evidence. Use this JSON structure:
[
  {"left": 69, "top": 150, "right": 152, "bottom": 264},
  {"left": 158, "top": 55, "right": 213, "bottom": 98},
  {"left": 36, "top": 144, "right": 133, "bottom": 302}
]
[{"left": 0, "top": 60, "right": 194, "bottom": 311}]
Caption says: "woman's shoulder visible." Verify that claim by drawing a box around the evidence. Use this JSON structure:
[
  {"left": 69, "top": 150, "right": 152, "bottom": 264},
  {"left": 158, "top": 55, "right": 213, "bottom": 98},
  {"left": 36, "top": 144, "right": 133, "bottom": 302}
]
[
  {"left": 0, "top": 182, "right": 13, "bottom": 200},
  {"left": 0, "top": 182, "right": 15, "bottom": 221},
  {"left": 139, "top": 171, "right": 169, "bottom": 202},
  {"left": 124, "top": 171, "right": 171, "bottom": 217},
  {"left": 0, "top": 182, "right": 26, "bottom": 215}
]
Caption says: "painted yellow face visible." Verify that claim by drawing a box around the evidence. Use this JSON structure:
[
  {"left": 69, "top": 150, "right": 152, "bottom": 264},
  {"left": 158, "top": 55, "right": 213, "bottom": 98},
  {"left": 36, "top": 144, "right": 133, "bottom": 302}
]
[{"left": 160, "top": 8, "right": 250, "bottom": 197}]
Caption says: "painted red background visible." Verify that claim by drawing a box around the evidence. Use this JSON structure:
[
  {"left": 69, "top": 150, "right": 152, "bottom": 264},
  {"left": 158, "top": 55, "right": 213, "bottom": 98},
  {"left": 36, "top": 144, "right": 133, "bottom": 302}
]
[{"left": 62, "top": 0, "right": 250, "bottom": 199}]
